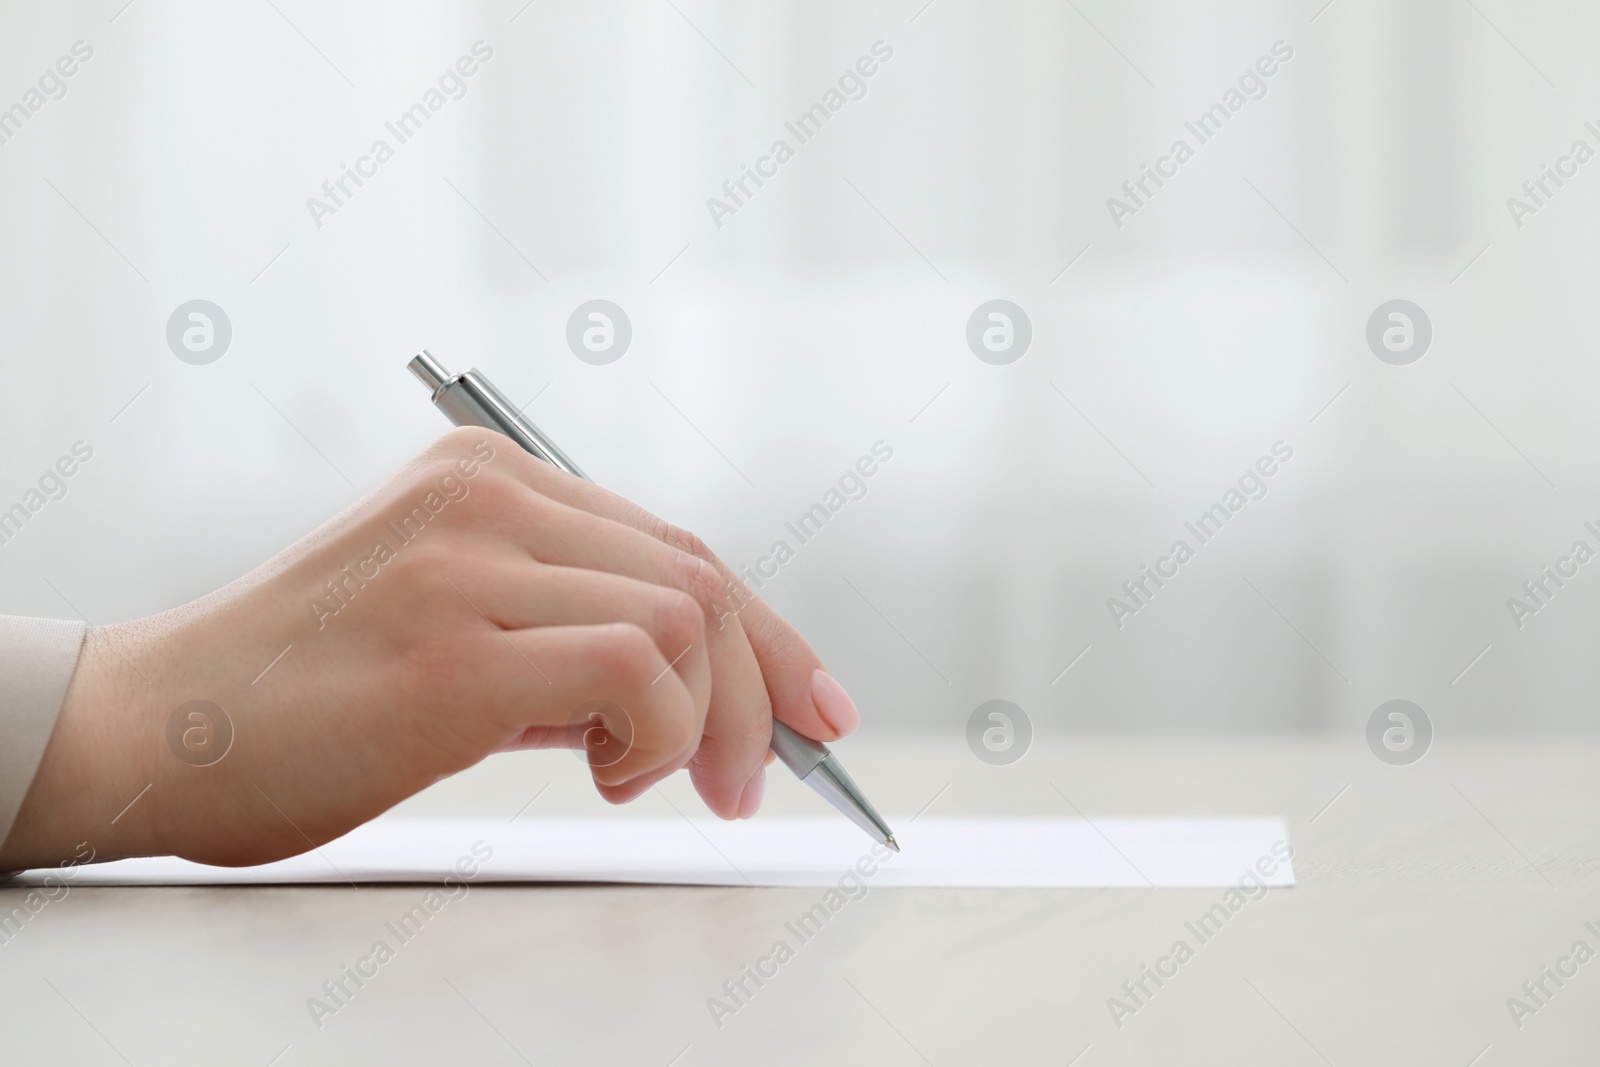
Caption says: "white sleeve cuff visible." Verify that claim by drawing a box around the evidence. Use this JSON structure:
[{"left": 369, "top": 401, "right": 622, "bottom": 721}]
[{"left": 0, "top": 615, "right": 87, "bottom": 848}]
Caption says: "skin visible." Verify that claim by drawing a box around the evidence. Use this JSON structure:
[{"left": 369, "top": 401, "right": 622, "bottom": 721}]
[{"left": 0, "top": 428, "right": 861, "bottom": 870}]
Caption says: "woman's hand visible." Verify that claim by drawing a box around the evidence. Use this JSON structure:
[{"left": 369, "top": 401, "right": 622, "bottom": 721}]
[{"left": 0, "top": 428, "right": 861, "bottom": 869}]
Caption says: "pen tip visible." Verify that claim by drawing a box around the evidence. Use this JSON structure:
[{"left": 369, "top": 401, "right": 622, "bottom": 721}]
[{"left": 885, "top": 835, "right": 900, "bottom": 853}]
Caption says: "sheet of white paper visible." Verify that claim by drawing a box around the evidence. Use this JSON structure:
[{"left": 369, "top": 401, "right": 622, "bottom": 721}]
[{"left": 12, "top": 817, "right": 1293, "bottom": 889}]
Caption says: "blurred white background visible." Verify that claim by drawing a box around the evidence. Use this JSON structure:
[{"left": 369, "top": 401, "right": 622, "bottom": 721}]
[{"left": 2, "top": 0, "right": 1597, "bottom": 735}]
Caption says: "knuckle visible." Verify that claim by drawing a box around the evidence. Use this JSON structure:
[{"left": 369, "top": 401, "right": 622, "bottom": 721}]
[
  {"left": 613, "top": 508, "right": 735, "bottom": 625},
  {"left": 596, "top": 622, "right": 660, "bottom": 687},
  {"left": 389, "top": 453, "right": 515, "bottom": 535},
  {"left": 453, "top": 468, "right": 551, "bottom": 539},
  {"left": 635, "top": 508, "right": 673, "bottom": 545},
  {"left": 435, "top": 425, "right": 503, "bottom": 458},
  {"left": 449, "top": 464, "right": 516, "bottom": 518},
  {"left": 658, "top": 519, "right": 716, "bottom": 564},
  {"left": 654, "top": 588, "right": 706, "bottom": 655},
  {"left": 672, "top": 550, "right": 730, "bottom": 621}
]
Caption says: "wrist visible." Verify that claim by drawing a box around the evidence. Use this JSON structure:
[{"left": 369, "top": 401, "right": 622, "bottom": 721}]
[{"left": 0, "top": 623, "right": 164, "bottom": 869}]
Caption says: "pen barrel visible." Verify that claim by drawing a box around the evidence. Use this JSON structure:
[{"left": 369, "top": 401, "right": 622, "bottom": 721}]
[
  {"left": 768, "top": 720, "right": 828, "bottom": 777},
  {"left": 409, "top": 351, "right": 588, "bottom": 480},
  {"left": 801, "top": 755, "right": 897, "bottom": 846}
]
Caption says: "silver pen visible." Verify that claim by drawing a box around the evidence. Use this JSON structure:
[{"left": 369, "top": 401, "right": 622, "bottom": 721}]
[{"left": 408, "top": 351, "right": 899, "bottom": 852}]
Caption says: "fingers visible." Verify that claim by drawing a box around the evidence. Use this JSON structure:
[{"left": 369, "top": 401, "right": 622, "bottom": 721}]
[
  {"left": 484, "top": 485, "right": 778, "bottom": 819},
  {"left": 444, "top": 558, "right": 712, "bottom": 723},
  {"left": 491, "top": 447, "right": 860, "bottom": 743},
  {"left": 423, "top": 428, "right": 861, "bottom": 821},
  {"left": 465, "top": 622, "right": 703, "bottom": 797},
  {"left": 682, "top": 618, "right": 772, "bottom": 820}
]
